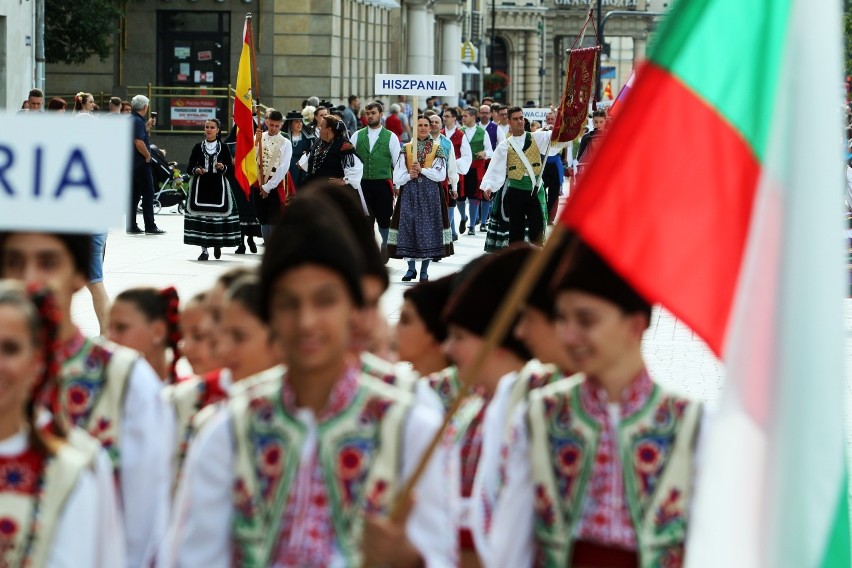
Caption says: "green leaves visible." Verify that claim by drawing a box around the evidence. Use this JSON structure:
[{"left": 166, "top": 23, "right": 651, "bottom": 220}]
[{"left": 45, "top": 0, "right": 123, "bottom": 65}]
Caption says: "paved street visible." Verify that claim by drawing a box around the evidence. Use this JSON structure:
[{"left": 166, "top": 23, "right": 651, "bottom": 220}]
[{"left": 72, "top": 200, "right": 725, "bottom": 398}]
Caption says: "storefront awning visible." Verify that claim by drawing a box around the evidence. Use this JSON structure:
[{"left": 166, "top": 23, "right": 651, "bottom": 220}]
[{"left": 462, "top": 63, "right": 480, "bottom": 75}]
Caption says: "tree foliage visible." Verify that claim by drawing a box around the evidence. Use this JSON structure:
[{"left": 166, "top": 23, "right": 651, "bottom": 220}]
[{"left": 45, "top": 0, "right": 123, "bottom": 65}]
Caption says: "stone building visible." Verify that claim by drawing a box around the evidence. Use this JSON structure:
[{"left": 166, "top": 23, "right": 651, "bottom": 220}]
[
  {"left": 485, "top": 0, "right": 662, "bottom": 107},
  {"left": 42, "top": 0, "right": 663, "bottom": 157},
  {"left": 0, "top": 0, "right": 36, "bottom": 110}
]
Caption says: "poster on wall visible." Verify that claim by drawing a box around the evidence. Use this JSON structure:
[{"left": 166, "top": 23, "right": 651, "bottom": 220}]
[{"left": 170, "top": 98, "right": 218, "bottom": 127}]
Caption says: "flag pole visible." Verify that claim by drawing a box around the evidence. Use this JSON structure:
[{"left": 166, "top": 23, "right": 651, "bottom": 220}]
[
  {"left": 389, "top": 222, "right": 572, "bottom": 521},
  {"left": 246, "top": 13, "right": 264, "bottom": 185}
]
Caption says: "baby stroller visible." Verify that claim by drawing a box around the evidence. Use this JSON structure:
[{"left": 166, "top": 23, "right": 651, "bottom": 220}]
[{"left": 145, "top": 145, "right": 190, "bottom": 214}]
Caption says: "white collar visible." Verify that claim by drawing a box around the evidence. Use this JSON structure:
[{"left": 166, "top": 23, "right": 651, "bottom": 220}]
[{"left": 0, "top": 429, "right": 28, "bottom": 456}]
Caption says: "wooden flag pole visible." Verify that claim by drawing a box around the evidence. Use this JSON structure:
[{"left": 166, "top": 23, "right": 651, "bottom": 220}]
[
  {"left": 246, "top": 13, "right": 264, "bottom": 183},
  {"left": 389, "top": 222, "right": 571, "bottom": 521}
]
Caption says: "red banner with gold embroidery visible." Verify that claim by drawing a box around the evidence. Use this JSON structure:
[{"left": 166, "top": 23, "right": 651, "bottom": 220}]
[{"left": 553, "top": 46, "right": 600, "bottom": 143}]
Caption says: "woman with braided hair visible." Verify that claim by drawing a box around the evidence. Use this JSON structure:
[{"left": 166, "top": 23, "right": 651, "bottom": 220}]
[
  {"left": 108, "top": 287, "right": 182, "bottom": 383},
  {"left": 0, "top": 282, "right": 123, "bottom": 566}
]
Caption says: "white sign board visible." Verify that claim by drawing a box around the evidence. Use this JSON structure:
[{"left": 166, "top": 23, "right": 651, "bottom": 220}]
[
  {"left": 522, "top": 108, "right": 552, "bottom": 123},
  {"left": 375, "top": 74, "right": 457, "bottom": 97},
  {"left": 0, "top": 114, "right": 132, "bottom": 233}
]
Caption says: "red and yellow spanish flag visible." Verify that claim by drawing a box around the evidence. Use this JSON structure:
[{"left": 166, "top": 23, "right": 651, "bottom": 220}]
[
  {"left": 602, "top": 80, "right": 613, "bottom": 100},
  {"left": 233, "top": 19, "right": 257, "bottom": 197}
]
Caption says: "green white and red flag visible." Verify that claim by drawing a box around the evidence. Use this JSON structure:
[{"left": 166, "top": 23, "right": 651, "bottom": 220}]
[{"left": 559, "top": 0, "right": 850, "bottom": 564}]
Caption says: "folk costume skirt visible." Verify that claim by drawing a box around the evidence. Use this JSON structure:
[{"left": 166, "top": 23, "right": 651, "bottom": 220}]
[
  {"left": 483, "top": 182, "right": 547, "bottom": 253},
  {"left": 388, "top": 177, "right": 454, "bottom": 260},
  {"left": 183, "top": 173, "right": 242, "bottom": 248}
]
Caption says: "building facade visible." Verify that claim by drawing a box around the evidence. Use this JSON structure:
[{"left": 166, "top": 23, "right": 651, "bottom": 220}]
[
  {"left": 42, "top": 0, "right": 664, "bottom": 157},
  {"left": 0, "top": 0, "right": 36, "bottom": 110}
]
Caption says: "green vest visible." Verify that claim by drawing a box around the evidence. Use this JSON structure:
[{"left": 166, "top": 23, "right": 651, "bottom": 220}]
[
  {"left": 464, "top": 125, "right": 486, "bottom": 156},
  {"left": 355, "top": 127, "right": 393, "bottom": 180},
  {"left": 527, "top": 377, "right": 702, "bottom": 567},
  {"left": 230, "top": 372, "right": 412, "bottom": 567}
]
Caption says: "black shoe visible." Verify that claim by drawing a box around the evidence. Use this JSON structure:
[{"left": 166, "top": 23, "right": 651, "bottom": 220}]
[
  {"left": 247, "top": 238, "right": 257, "bottom": 254},
  {"left": 213, "top": 247, "right": 221, "bottom": 259},
  {"left": 127, "top": 226, "right": 143, "bottom": 234},
  {"left": 145, "top": 227, "right": 166, "bottom": 235},
  {"left": 402, "top": 269, "right": 417, "bottom": 282},
  {"left": 198, "top": 251, "right": 209, "bottom": 261},
  {"left": 381, "top": 246, "right": 389, "bottom": 265},
  {"left": 468, "top": 229, "right": 475, "bottom": 236},
  {"left": 420, "top": 274, "right": 429, "bottom": 282},
  {"left": 452, "top": 234, "right": 459, "bottom": 242},
  {"left": 459, "top": 218, "right": 467, "bottom": 233},
  {"left": 235, "top": 245, "right": 246, "bottom": 255}
]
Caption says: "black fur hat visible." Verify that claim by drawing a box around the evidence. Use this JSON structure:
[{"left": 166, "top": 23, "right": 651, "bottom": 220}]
[
  {"left": 551, "top": 236, "right": 652, "bottom": 321},
  {"left": 404, "top": 275, "right": 454, "bottom": 342},
  {"left": 259, "top": 194, "right": 365, "bottom": 321},
  {"left": 443, "top": 254, "right": 533, "bottom": 361}
]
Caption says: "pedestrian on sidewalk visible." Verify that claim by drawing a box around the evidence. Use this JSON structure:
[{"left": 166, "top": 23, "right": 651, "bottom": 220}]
[
  {"left": 128, "top": 95, "right": 165, "bottom": 235},
  {"left": 184, "top": 118, "right": 241, "bottom": 261}
]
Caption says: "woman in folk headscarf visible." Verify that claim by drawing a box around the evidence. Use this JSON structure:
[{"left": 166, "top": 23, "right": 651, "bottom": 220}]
[{"left": 388, "top": 116, "right": 454, "bottom": 282}]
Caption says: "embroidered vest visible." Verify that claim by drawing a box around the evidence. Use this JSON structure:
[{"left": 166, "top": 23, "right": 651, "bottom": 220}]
[
  {"left": 503, "top": 364, "right": 564, "bottom": 442},
  {"left": 404, "top": 139, "right": 440, "bottom": 170},
  {"left": 425, "top": 366, "right": 461, "bottom": 412},
  {"left": 261, "top": 133, "right": 286, "bottom": 182},
  {"left": 0, "top": 443, "right": 89, "bottom": 567},
  {"left": 355, "top": 128, "right": 393, "bottom": 180},
  {"left": 58, "top": 337, "right": 138, "bottom": 469},
  {"left": 506, "top": 133, "right": 543, "bottom": 191},
  {"left": 465, "top": 125, "right": 486, "bottom": 156},
  {"left": 360, "top": 352, "right": 418, "bottom": 393},
  {"left": 230, "top": 373, "right": 412, "bottom": 567},
  {"left": 527, "top": 378, "right": 702, "bottom": 568}
]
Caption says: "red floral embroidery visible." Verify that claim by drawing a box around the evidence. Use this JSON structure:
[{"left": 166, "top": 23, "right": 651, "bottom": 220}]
[
  {"left": 654, "top": 488, "right": 683, "bottom": 531},
  {"left": 260, "top": 443, "right": 285, "bottom": 479},
  {"left": 0, "top": 450, "right": 43, "bottom": 495},
  {"left": 0, "top": 518, "right": 17, "bottom": 537},
  {"left": 635, "top": 441, "right": 663, "bottom": 474},
  {"left": 338, "top": 447, "right": 363, "bottom": 480},
  {"left": 533, "top": 484, "right": 556, "bottom": 527},
  {"left": 574, "top": 369, "right": 654, "bottom": 549},
  {"left": 65, "top": 385, "right": 91, "bottom": 415},
  {"left": 364, "top": 479, "right": 388, "bottom": 515}
]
